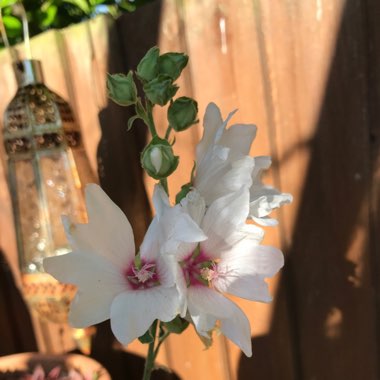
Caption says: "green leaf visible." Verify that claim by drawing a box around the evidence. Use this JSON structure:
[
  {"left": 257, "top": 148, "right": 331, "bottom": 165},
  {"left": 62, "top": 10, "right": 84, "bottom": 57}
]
[
  {"left": 118, "top": 0, "right": 136, "bottom": 12},
  {"left": 135, "top": 98, "right": 146, "bottom": 119},
  {"left": 2, "top": 15, "right": 22, "bottom": 38},
  {"left": 89, "top": 0, "right": 105, "bottom": 5},
  {"left": 38, "top": 5, "right": 58, "bottom": 28},
  {"left": 138, "top": 329, "right": 154, "bottom": 344},
  {"left": 175, "top": 182, "right": 192, "bottom": 204},
  {"left": 190, "top": 160, "right": 196, "bottom": 182},
  {"left": 137, "top": 46, "right": 159, "bottom": 82},
  {"left": 107, "top": 71, "right": 137, "bottom": 106},
  {"left": 63, "top": 0, "right": 91, "bottom": 15},
  {"left": 158, "top": 52, "right": 188, "bottom": 81},
  {"left": 143, "top": 75, "right": 178, "bottom": 106},
  {"left": 0, "top": 0, "right": 18, "bottom": 7},
  {"left": 158, "top": 323, "right": 166, "bottom": 339},
  {"left": 127, "top": 114, "right": 141, "bottom": 131},
  {"left": 163, "top": 316, "right": 190, "bottom": 334}
]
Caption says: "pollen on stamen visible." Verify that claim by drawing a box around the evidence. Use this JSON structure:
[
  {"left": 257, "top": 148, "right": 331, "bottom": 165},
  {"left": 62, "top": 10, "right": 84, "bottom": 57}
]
[
  {"left": 125, "top": 261, "right": 160, "bottom": 289},
  {"left": 200, "top": 266, "right": 219, "bottom": 282},
  {"left": 132, "top": 262, "right": 156, "bottom": 283}
]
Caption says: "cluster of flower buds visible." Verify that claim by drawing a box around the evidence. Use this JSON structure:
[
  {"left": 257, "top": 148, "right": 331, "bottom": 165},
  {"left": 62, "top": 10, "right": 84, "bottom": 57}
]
[{"left": 106, "top": 47, "right": 198, "bottom": 181}]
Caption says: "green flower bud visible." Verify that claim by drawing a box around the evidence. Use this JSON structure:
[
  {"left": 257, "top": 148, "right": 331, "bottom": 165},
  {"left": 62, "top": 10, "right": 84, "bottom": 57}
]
[
  {"left": 143, "top": 75, "right": 179, "bottom": 106},
  {"left": 158, "top": 52, "right": 189, "bottom": 81},
  {"left": 137, "top": 46, "right": 160, "bottom": 82},
  {"left": 141, "top": 137, "right": 179, "bottom": 179},
  {"left": 168, "top": 97, "right": 198, "bottom": 132},
  {"left": 107, "top": 71, "right": 137, "bottom": 106}
]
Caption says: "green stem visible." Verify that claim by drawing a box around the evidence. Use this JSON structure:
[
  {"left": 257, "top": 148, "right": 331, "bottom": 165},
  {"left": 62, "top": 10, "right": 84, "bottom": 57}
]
[
  {"left": 145, "top": 100, "right": 158, "bottom": 138},
  {"left": 160, "top": 178, "right": 169, "bottom": 196},
  {"left": 154, "top": 331, "right": 170, "bottom": 360},
  {"left": 164, "top": 125, "right": 173, "bottom": 140},
  {"left": 142, "top": 321, "right": 158, "bottom": 380}
]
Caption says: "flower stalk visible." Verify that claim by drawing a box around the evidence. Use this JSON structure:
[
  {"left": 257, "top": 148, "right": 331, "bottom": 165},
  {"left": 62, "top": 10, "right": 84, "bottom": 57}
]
[{"left": 142, "top": 320, "right": 158, "bottom": 380}]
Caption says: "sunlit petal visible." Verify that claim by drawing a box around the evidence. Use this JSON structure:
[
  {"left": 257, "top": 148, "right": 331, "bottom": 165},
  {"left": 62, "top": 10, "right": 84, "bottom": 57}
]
[{"left": 110, "top": 287, "right": 180, "bottom": 345}]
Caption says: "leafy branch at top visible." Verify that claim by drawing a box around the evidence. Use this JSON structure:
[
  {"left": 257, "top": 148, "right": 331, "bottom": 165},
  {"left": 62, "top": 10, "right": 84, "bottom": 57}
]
[{"left": 0, "top": 0, "right": 155, "bottom": 48}]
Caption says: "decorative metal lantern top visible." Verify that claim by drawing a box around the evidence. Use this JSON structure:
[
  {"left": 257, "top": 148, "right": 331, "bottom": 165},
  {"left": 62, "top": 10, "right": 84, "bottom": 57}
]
[{"left": 2, "top": 59, "right": 95, "bottom": 324}]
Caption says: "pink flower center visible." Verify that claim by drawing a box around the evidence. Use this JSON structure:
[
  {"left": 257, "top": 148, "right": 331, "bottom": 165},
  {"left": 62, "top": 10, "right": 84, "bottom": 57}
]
[
  {"left": 125, "top": 260, "right": 160, "bottom": 290},
  {"left": 180, "top": 250, "right": 219, "bottom": 287}
]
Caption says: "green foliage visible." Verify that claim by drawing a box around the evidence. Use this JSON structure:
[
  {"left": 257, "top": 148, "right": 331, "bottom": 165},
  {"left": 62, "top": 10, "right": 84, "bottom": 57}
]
[
  {"left": 175, "top": 182, "right": 192, "bottom": 204},
  {"left": 138, "top": 328, "right": 155, "bottom": 344},
  {"left": 163, "top": 316, "right": 190, "bottom": 334},
  {"left": 0, "top": 0, "right": 156, "bottom": 48}
]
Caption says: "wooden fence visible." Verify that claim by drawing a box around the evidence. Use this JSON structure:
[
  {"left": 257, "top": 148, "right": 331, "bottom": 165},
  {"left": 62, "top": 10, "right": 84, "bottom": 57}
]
[{"left": 0, "top": 0, "right": 379, "bottom": 379}]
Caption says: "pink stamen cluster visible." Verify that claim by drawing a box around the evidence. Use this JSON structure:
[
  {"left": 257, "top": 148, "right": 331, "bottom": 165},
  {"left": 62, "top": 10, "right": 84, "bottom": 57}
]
[
  {"left": 181, "top": 250, "right": 219, "bottom": 287},
  {"left": 125, "top": 261, "right": 160, "bottom": 290}
]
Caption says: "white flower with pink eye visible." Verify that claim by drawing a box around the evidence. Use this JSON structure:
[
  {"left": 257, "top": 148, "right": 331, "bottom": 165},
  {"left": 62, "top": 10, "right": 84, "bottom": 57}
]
[
  {"left": 195, "top": 102, "right": 292, "bottom": 226},
  {"left": 44, "top": 184, "right": 206, "bottom": 346},
  {"left": 172, "top": 187, "right": 284, "bottom": 357}
]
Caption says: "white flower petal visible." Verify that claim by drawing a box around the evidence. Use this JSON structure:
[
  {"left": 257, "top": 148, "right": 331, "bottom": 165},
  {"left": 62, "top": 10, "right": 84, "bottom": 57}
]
[
  {"left": 44, "top": 251, "right": 126, "bottom": 327},
  {"left": 175, "top": 264, "right": 188, "bottom": 317},
  {"left": 140, "top": 204, "right": 205, "bottom": 260},
  {"left": 218, "top": 124, "right": 257, "bottom": 157},
  {"left": 215, "top": 243, "right": 284, "bottom": 302},
  {"left": 220, "top": 301, "right": 252, "bottom": 357},
  {"left": 188, "top": 287, "right": 252, "bottom": 356},
  {"left": 180, "top": 189, "right": 206, "bottom": 225},
  {"left": 252, "top": 215, "right": 279, "bottom": 227},
  {"left": 65, "top": 184, "right": 135, "bottom": 267},
  {"left": 110, "top": 286, "right": 180, "bottom": 345},
  {"left": 139, "top": 217, "right": 160, "bottom": 261},
  {"left": 236, "top": 223, "right": 265, "bottom": 244},
  {"left": 187, "top": 286, "right": 234, "bottom": 318},
  {"left": 156, "top": 254, "right": 177, "bottom": 287},
  {"left": 196, "top": 103, "right": 224, "bottom": 165},
  {"left": 201, "top": 187, "right": 250, "bottom": 257},
  {"left": 187, "top": 286, "right": 233, "bottom": 335},
  {"left": 152, "top": 184, "right": 170, "bottom": 218},
  {"left": 251, "top": 156, "right": 272, "bottom": 183},
  {"left": 249, "top": 191, "right": 293, "bottom": 224},
  {"left": 160, "top": 208, "right": 207, "bottom": 255},
  {"left": 173, "top": 241, "right": 198, "bottom": 262}
]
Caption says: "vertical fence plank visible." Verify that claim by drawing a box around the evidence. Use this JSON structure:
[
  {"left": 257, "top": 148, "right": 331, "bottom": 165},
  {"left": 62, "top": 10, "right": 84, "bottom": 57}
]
[
  {"left": 367, "top": 0, "right": 380, "bottom": 371},
  {"left": 177, "top": 1, "right": 296, "bottom": 379},
  {"left": 266, "top": 0, "right": 379, "bottom": 378}
]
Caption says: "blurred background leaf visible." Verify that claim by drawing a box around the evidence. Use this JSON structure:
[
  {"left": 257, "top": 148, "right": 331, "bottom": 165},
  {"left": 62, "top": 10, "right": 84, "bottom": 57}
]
[{"left": 0, "top": 0, "right": 156, "bottom": 48}]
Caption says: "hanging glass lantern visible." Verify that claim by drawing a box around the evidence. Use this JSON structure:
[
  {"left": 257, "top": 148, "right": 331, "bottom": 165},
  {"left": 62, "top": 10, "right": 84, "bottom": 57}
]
[{"left": 2, "top": 59, "right": 96, "bottom": 326}]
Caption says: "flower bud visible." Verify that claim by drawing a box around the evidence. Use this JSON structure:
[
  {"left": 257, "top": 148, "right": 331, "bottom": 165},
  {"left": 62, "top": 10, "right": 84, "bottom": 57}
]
[
  {"left": 137, "top": 46, "right": 160, "bottom": 82},
  {"left": 158, "top": 52, "right": 188, "bottom": 81},
  {"left": 143, "top": 75, "right": 179, "bottom": 106},
  {"left": 168, "top": 97, "right": 198, "bottom": 132},
  {"left": 107, "top": 71, "right": 137, "bottom": 106},
  {"left": 141, "top": 137, "right": 179, "bottom": 179}
]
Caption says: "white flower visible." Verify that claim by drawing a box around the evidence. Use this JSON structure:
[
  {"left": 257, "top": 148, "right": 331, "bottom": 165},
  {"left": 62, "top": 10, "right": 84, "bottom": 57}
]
[
  {"left": 250, "top": 156, "right": 293, "bottom": 226},
  {"left": 195, "top": 102, "right": 292, "bottom": 225},
  {"left": 173, "top": 187, "right": 284, "bottom": 357},
  {"left": 43, "top": 184, "right": 206, "bottom": 346}
]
